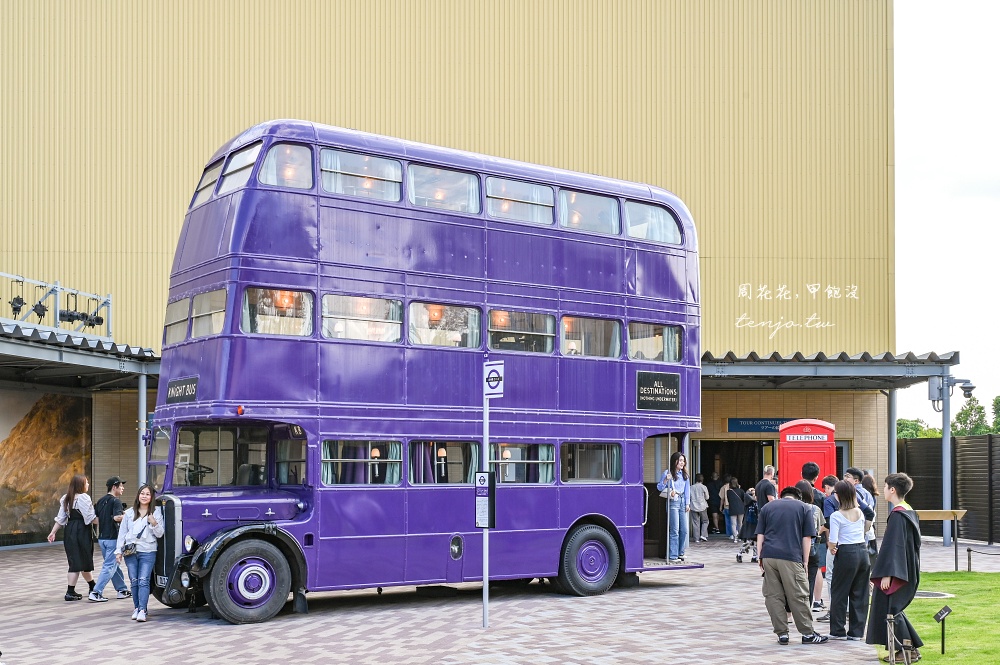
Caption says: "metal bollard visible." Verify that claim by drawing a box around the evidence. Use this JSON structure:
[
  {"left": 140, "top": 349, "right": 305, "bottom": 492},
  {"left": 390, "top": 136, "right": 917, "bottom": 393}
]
[{"left": 967, "top": 547, "right": 972, "bottom": 572}]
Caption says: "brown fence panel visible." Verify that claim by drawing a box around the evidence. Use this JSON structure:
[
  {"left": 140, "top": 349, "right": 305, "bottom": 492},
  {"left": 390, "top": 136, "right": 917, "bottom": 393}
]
[{"left": 898, "top": 435, "right": 995, "bottom": 543}]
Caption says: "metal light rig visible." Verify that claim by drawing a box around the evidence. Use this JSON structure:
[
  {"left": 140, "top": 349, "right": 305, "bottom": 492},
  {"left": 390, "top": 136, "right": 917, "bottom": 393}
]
[{"left": 2, "top": 272, "right": 113, "bottom": 340}]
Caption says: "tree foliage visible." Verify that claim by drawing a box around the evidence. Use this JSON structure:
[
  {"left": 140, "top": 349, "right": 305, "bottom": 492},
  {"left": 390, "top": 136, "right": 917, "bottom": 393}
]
[
  {"left": 897, "top": 418, "right": 927, "bottom": 439},
  {"left": 896, "top": 418, "right": 942, "bottom": 439},
  {"left": 993, "top": 395, "right": 1000, "bottom": 434},
  {"left": 952, "top": 395, "right": 991, "bottom": 436}
]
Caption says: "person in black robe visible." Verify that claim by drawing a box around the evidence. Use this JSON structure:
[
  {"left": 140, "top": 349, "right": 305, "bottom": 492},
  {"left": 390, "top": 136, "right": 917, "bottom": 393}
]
[{"left": 866, "top": 472, "right": 923, "bottom": 661}]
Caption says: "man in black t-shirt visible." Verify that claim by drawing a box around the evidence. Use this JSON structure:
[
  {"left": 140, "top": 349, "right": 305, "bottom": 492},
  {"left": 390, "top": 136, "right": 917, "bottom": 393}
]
[
  {"left": 755, "top": 486, "right": 828, "bottom": 645},
  {"left": 89, "top": 477, "right": 130, "bottom": 602},
  {"left": 755, "top": 465, "right": 777, "bottom": 513}
]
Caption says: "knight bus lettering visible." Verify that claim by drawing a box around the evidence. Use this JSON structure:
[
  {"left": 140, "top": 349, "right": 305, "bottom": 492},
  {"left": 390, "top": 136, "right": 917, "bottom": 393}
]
[
  {"left": 150, "top": 120, "right": 701, "bottom": 624},
  {"left": 165, "top": 377, "right": 198, "bottom": 403}
]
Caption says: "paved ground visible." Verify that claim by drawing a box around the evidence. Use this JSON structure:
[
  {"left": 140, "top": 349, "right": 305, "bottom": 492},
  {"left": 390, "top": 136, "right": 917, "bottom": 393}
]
[{"left": 1, "top": 535, "right": 997, "bottom": 665}]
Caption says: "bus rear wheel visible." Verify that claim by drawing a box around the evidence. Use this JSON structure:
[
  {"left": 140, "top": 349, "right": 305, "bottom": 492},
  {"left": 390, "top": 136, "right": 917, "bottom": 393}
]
[
  {"left": 206, "top": 539, "right": 291, "bottom": 624},
  {"left": 557, "top": 524, "right": 620, "bottom": 596}
]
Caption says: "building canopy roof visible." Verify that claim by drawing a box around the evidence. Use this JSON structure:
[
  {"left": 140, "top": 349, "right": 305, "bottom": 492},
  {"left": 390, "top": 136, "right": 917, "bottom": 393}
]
[
  {"left": 0, "top": 317, "right": 959, "bottom": 396},
  {"left": 702, "top": 350, "right": 960, "bottom": 390},
  {"left": 0, "top": 321, "right": 159, "bottom": 394}
]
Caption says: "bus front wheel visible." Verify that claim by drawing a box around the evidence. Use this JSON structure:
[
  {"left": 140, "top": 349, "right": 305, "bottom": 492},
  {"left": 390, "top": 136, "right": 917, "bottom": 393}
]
[
  {"left": 557, "top": 524, "right": 620, "bottom": 596},
  {"left": 206, "top": 539, "right": 291, "bottom": 624}
]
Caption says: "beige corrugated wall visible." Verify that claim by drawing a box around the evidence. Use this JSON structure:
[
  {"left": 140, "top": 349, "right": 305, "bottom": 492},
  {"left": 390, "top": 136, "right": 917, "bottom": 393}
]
[{"left": 0, "top": 1, "right": 894, "bottom": 357}]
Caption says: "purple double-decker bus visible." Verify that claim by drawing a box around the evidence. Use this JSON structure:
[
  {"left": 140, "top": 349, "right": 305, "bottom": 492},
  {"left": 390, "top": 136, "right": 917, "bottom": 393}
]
[{"left": 148, "top": 120, "right": 701, "bottom": 623}]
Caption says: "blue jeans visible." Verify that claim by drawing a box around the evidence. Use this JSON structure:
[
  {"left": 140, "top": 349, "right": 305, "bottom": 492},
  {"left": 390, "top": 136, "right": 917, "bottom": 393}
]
[
  {"left": 668, "top": 499, "right": 688, "bottom": 559},
  {"left": 94, "top": 539, "right": 127, "bottom": 595},
  {"left": 125, "top": 551, "right": 156, "bottom": 611}
]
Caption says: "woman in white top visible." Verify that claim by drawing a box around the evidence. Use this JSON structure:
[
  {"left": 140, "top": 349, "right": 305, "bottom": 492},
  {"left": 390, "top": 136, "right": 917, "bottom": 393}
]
[
  {"left": 115, "top": 484, "right": 165, "bottom": 622},
  {"left": 47, "top": 474, "right": 97, "bottom": 601},
  {"left": 827, "top": 480, "right": 872, "bottom": 640}
]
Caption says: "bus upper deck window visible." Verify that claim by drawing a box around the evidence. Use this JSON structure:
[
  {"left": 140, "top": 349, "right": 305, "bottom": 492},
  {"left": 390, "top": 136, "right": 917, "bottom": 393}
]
[
  {"left": 190, "top": 160, "right": 223, "bottom": 208},
  {"left": 486, "top": 177, "right": 554, "bottom": 225},
  {"left": 408, "top": 302, "right": 481, "bottom": 348},
  {"left": 628, "top": 322, "right": 682, "bottom": 363},
  {"left": 163, "top": 297, "right": 191, "bottom": 346},
  {"left": 218, "top": 142, "right": 263, "bottom": 195},
  {"left": 322, "top": 294, "right": 402, "bottom": 342},
  {"left": 408, "top": 164, "right": 480, "bottom": 213},
  {"left": 241, "top": 288, "right": 314, "bottom": 337},
  {"left": 321, "top": 149, "right": 402, "bottom": 202},
  {"left": 259, "top": 143, "right": 313, "bottom": 190},
  {"left": 488, "top": 309, "right": 555, "bottom": 353},
  {"left": 191, "top": 288, "right": 228, "bottom": 338},
  {"left": 561, "top": 316, "right": 621, "bottom": 358},
  {"left": 559, "top": 190, "right": 620, "bottom": 235},
  {"left": 625, "top": 201, "right": 682, "bottom": 245}
]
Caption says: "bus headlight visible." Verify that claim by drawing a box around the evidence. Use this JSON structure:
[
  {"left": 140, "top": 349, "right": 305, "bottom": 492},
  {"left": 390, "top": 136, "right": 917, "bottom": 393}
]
[
  {"left": 180, "top": 572, "right": 190, "bottom": 588},
  {"left": 184, "top": 535, "right": 198, "bottom": 553}
]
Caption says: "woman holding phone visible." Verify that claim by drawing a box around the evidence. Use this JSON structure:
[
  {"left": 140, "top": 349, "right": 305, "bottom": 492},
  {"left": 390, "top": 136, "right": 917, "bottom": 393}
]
[{"left": 115, "top": 484, "right": 164, "bottom": 622}]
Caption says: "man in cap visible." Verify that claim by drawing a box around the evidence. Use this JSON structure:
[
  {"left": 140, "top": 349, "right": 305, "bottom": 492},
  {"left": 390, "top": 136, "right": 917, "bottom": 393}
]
[{"left": 89, "top": 477, "right": 131, "bottom": 602}]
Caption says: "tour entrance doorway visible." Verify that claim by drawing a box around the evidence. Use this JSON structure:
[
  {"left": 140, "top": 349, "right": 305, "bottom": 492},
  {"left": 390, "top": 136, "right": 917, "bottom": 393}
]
[{"left": 693, "top": 439, "right": 772, "bottom": 499}]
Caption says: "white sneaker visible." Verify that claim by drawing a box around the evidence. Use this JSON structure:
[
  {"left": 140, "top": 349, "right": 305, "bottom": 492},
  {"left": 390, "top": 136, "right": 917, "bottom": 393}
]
[
  {"left": 131, "top": 608, "right": 140, "bottom": 620},
  {"left": 136, "top": 610, "right": 147, "bottom": 622},
  {"left": 88, "top": 591, "right": 109, "bottom": 602},
  {"left": 117, "top": 589, "right": 132, "bottom": 599}
]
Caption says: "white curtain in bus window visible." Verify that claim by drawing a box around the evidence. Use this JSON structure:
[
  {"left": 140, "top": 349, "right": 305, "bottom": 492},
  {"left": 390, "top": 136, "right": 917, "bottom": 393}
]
[
  {"left": 558, "top": 190, "right": 620, "bottom": 235},
  {"left": 190, "top": 160, "right": 223, "bottom": 208},
  {"left": 490, "top": 443, "right": 555, "bottom": 483},
  {"left": 560, "top": 443, "right": 622, "bottom": 482},
  {"left": 321, "top": 440, "right": 401, "bottom": 485},
  {"left": 241, "top": 288, "right": 314, "bottom": 336},
  {"left": 190, "top": 288, "right": 227, "bottom": 338},
  {"left": 488, "top": 309, "right": 555, "bottom": 353},
  {"left": 276, "top": 439, "right": 307, "bottom": 485},
  {"left": 560, "top": 316, "right": 621, "bottom": 358},
  {"left": 217, "top": 142, "right": 263, "bottom": 195},
  {"left": 485, "top": 177, "right": 554, "bottom": 224},
  {"left": 258, "top": 143, "right": 313, "bottom": 190},
  {"left": 163, "top": 297, "right": 190, "bottom": 345},
  {"left": 407, "top": 164, "right": 481, "bottom": 213},
  {"left": 408, "top": 302, "right": 481, "bottom": 348},
  {"left": 624, "top": 201, "right": 682, "bottom": 244},
  {"left": 320, "top": 149, "right": 402, "bottom": 202},
  {"left": 627, "top": 322, "right": 682, "bottom": 362},
  {"left": 408, "top": 440, "right": 480, "bottom": 484},
  {"left": 321, "top": 294, "right": 402, "bottom": 342}
]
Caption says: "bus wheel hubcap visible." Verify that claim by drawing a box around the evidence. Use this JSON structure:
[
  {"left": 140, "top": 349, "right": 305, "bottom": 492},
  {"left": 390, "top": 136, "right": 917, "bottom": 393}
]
[
  {"left": 227, "top": 557, "right": 275, "bottom": 607},
  {"left": 577, "top": 540, "right": 610, "bottom": 582}
]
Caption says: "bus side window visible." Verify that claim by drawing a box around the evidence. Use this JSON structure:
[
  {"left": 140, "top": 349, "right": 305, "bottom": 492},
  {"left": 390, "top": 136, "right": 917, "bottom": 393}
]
[
  {"left": 560, "top": 443, "right": 622, "bottom": 482},
  {"left": 259, "top": 143, "right": 313, "bottom": 190},
  {"left": 625, "top": 201, "right": 682, "bottom": 245},
  {"left": 559, "top": 190, "right": 620, "bottom": 235}
]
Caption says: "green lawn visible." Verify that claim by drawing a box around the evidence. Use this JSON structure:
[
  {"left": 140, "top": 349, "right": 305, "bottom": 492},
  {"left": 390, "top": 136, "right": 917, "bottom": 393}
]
[{"left": 881, "top": 572, "right": 1000, "bottom": 663}]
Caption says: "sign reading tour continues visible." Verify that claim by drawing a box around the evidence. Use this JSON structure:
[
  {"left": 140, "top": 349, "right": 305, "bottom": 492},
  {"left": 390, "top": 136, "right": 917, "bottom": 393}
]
[{"left": 636, "top": 372, "right": 680, "bottom": 412}]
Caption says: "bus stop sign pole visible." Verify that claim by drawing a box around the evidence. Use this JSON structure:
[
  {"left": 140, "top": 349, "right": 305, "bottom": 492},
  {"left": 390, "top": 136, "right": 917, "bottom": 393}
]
[{"left": 479, "top": 360, "right": 503, "bottom": 629}]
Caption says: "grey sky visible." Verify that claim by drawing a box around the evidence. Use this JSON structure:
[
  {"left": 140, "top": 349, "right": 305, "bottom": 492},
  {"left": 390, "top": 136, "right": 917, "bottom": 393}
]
[{"left": 894, "top": 0, "right": 1000, "bottom": 426}]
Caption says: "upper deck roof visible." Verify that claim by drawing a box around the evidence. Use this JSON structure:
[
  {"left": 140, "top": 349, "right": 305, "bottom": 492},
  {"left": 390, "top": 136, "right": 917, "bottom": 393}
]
[{"left": 207, "top": 119, "right": 696, "bottom": 235}]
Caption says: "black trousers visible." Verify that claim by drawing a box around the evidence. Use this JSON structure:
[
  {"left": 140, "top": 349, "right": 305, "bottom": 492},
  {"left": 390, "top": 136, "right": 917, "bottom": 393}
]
[{"left": 830, "top": 543, "right": 871, "bottom": 638}]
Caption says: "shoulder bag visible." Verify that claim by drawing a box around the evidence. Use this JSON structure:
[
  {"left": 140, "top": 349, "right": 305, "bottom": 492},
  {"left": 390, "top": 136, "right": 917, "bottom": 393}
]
[{"left": 121, "top": 522, "right": 147, "bottom": 558}]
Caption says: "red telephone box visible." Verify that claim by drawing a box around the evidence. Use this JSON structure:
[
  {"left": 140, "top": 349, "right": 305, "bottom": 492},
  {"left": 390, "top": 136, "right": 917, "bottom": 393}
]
[{"left": 778, "top": 419, "right": 836, "bottom": 490}]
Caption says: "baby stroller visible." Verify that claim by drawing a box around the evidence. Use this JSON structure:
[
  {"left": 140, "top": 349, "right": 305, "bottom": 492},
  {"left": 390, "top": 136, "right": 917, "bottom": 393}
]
[{"left": 735, "top": 491, "right": 758, "bottom": 563}]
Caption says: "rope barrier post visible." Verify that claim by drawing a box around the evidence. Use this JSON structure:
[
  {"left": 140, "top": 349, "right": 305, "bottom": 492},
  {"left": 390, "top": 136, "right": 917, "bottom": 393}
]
[{"left": 967, "top": 547, "right": 972, "bottom": 572}]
